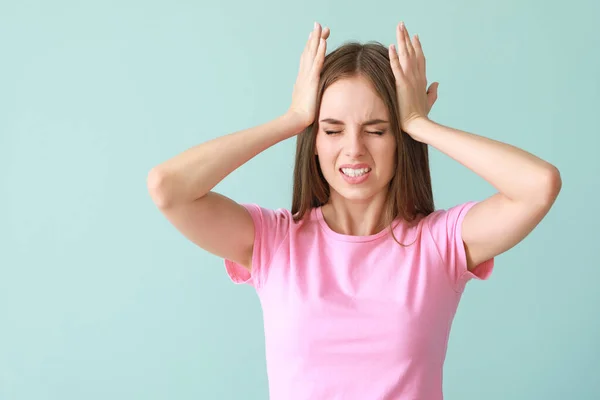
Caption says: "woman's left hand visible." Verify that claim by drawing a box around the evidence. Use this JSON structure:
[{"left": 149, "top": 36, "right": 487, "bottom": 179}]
[{"left": 389, "top": 22, "right": 439, "bottom": 135}]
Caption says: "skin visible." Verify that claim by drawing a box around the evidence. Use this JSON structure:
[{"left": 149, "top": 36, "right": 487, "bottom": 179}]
[
  {"left": 149, "top": 21, "right": 561, "bottom": 276},
  {"left": 316, "top": 75, "right": 398, "bottom": 237},
  {"left": 389, "top": 21, "right": 562, "bottom": 271},
  {"left": 317, "top": 20, "right": 562, "bottom": 274}
]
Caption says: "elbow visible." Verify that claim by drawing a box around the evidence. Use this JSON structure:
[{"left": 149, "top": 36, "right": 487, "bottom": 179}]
[
  {"left": 536, "top": 165, "right": 562, "bottom": 205},
  {"left": 545, "top": 165, "right": 562, "bottom": 199},
  {"left": 147, "top": 167, "right": 173, "bottom": 209}
]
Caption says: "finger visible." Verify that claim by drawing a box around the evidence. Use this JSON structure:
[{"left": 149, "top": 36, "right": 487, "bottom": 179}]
[
  {"left": 427, "top": 82, "right": 438, "bottom": 93},
  {"left": 311, "top": 38, "right": 327, "bottom": 77},
  {"left": 303, "top": 32, "right": 312, "bottom": 54},
  {"left": 412, "top": 35, "right": 426, "bottom": 85},
  {"left": 402, "top": 22, "right": 415, "bottom": 58},
  {"left": 299, "top": 32, "right": 313, "bottom": 72},
  {"left": 413, "top": 34, "right": 426, "bottom": 77},
  {"left": 300, "top": 23, "right": 321, "bottom": 74},
  {"left": 388, "top": 44, "right": 405, "bottom": 84},
  {"left": 321, "top": 26, "right": 330, "bottom": 40},
  {"left": 396, "top": 22, "right": 409, "bottom": 72},
  {"left": 303, "top": 24, "right": 318, "bottom": 54},
  {"left": 308, "top": 22, "right": 322, "bottom": 60},
  {"left": 428, "top": 82, "right": 439, "bottom": 98},
  {"left": 426, "top": 82, "right": 439, "bottom": 111}
]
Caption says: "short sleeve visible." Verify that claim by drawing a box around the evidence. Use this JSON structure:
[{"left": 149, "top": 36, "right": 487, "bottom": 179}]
[
  {"left": 223, "top": 204, "right": 290, "bottom": 289},
  {"left": 425, "top": 200, "right": 494, "bottom": 293}
]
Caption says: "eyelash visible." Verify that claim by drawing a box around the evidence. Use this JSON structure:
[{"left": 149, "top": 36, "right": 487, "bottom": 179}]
[{"left": 324, "top": 130, "right": 385, "bottom": 136}]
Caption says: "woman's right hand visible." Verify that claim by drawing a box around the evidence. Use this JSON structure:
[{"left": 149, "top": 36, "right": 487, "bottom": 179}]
[{"left": 287, "top": 22, "right": 330, "bottom": 129}]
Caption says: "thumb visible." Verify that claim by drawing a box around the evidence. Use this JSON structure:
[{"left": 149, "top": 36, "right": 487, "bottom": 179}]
[
  {"left": 426, "top": 82, "right": 439, "bottom": 113},
  {"left": 428, "top": 82, "right": 439, "bottom": 96}
]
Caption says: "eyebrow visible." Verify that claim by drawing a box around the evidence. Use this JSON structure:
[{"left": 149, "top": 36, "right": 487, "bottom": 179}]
[{"left": 319, "top": 118, "right": 389, "bottom": 126}]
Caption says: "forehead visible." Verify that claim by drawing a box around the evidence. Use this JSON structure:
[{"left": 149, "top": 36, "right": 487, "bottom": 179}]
[{"left": 319, "top": 75, "right": 388, "bottom": 121}]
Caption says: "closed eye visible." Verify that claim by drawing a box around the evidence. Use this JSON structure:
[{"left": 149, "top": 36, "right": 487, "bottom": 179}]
[{"left": 325, "top": 130, "right": 385, "bottom": 135}]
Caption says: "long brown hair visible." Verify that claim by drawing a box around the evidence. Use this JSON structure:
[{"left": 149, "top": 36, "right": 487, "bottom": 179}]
[{"left": 291, "top": 41, "right": 435, "bottom": 245}]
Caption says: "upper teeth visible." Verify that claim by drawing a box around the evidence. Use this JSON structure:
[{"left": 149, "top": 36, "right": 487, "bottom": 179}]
[{"left": 341, "top": 168, "right": 370, "bottom": 177}]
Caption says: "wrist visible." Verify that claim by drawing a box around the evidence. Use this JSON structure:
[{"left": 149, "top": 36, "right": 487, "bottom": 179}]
[
  {"left": 404, "top": 117, "right": 434, "bottom": 142},
  {"left": 283, "top": 110, "right": 312, "bottom": 133}
]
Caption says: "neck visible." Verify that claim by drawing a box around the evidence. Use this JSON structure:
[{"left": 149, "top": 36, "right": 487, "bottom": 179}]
[{"left": 321, "top": 192, "right": 389, "bottom": 236}]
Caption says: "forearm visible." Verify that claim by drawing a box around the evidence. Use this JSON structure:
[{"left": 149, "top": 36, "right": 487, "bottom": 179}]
[
  {"left": 148, "top": 112, "right": 306, "bottom": 208},
  {"left": 407, "top": 118, "right": 561, "bottom": 203}
]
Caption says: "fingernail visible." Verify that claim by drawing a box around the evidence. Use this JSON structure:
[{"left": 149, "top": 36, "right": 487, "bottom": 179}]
[{"left": 314, "top": 21, "right": 318, "bottom": 29}]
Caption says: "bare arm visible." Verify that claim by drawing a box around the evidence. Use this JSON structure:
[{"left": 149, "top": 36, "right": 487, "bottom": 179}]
[
  {"left": 407, "top": 118, "right": 561, "bottom": 271},
  {"left": 147, "top": 23, "right": 330, "bottom": 271},
  {"left": 147, "top": 113, "right": 306, "bottom": 208},
  {"left": 389, "top": 22, "right": 561, "bottom": 272},
  {"left": 146, "top": 114, "right": 305, "bottom": 269}
]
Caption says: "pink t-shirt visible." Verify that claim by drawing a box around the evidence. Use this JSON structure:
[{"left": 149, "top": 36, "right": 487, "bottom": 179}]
[{"left": 224, "top": 201, "right": 494, "bottom": 399}]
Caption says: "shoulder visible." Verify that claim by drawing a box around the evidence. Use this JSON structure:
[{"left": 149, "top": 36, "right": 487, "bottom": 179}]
[
  {"left": 238, "top": 202, "right": 302, "bottom": 223},
  {"left": 421, "top": 201, "right": 479, "bottom": 234},
  {"left": 243, "top": 204, "right": 293, "bottom": 225},
  {"left": 224, "top": 204, "right": 296, "bottom": 288},
  {"left": 241, "top": 204, "right": 320, "bottom": 243}
]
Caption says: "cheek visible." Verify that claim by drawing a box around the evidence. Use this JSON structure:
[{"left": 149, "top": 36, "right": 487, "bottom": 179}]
[
  {"left": 315, "top": 138, "right": 335, "bottom": 163},
  {"left": 375, "top": 144, "right": 397, "bottom": 173},
  {"left": 316, "top": 151, "right": 335, "bottom": 173},
  {"left": 314, "top": 133, "right": 325, "bottom": 156}
]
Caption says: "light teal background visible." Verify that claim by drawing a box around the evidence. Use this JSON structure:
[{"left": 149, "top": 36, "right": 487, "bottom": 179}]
[{"left": 1, "top": 0, "right": 598, "bottom": 398}]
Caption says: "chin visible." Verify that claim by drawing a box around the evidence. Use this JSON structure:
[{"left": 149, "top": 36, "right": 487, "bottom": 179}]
[
  {"left": 322, "top": 170, "right": 391, "bottom": 203},
  {"left": 330, "top": 185, "right": 384, "bottom": 203}
]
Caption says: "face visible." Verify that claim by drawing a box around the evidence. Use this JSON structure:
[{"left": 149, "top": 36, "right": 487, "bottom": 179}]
[{"left": 315, "top": 75, "right": 397, "bottom": 203}]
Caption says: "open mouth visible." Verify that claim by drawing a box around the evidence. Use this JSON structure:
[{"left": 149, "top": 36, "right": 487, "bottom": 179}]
[
  {"left": 339, "top": 167, "right": 372, "bottom": 184},
  {"left": 340, "top": 167, "right": 371, "bottom": 177}
]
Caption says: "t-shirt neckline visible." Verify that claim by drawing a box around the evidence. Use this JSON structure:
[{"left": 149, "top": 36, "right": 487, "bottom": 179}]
[{"left": 314, "top": 206, "right": 398, "bottom": 243}]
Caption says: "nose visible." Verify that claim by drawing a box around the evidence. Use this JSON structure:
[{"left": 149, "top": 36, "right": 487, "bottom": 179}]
[{"left": 343, "top": 130, "right": 366, "bottom": 158}]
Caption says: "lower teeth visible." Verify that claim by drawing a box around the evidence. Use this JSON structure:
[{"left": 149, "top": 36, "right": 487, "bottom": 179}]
[{"left": 344, "top": 172, "right": 367, "bottom": 177}]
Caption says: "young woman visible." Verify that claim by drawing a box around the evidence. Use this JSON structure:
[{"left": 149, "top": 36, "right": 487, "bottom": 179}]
[{"left": 147, "top": 21, "right": 561, "bottom": 400}]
